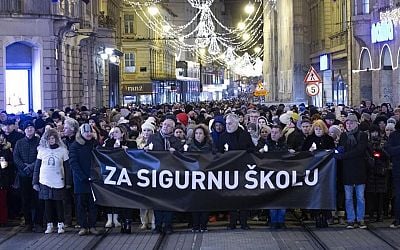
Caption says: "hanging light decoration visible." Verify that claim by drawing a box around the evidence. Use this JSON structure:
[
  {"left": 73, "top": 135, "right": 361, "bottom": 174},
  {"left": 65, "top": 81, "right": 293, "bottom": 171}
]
[
  {"left": 124, "top": 0, "right": 267, "bottom": 66},
  {"left": 195, "top": 8, "right": 215, "bottom": 48},
  {"left": 187, "top": 0, "right": 214, "bottom": 9},
  {"left": 253, "top": 57, "right": 263, "bottom": 76},
  {"left": 208, "top": 35, "right": 220, "bottom": 55},
  {"left": 224, "top": 47, "right": 236, "bottom": 66}
]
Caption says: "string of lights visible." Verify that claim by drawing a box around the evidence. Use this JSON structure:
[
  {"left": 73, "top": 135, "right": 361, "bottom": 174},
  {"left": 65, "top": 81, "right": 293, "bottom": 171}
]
[{"left": 122, "top": 0, "right": 276, "bottom": 76}]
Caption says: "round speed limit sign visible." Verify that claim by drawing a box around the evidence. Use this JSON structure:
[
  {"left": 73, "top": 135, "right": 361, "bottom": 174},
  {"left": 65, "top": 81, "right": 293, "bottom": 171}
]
[{"left": 306, "top": 83, "right": 319, "bottom": 97}]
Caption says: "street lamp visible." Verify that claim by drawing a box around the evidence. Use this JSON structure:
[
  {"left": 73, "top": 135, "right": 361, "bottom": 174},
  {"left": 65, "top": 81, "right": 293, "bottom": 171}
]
[
  {"left": 237, "top": 21, "right": 246, "bottom": 30},
  {"left": 98, "top": 47, "right": 123, "bottom": 107},
  {"left": 148, "top": 5, "right": 159, "bottom": 16},
  {"left": 244, "top": 3, "right": 255, "bottom": 15}
]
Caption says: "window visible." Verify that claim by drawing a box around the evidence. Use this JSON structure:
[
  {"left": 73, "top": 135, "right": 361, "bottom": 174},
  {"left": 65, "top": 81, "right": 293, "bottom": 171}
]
[
  {"left": 362, "top": 0, "right": 369, "bottom": 14},
  {"left": 124, "top": 14, "right": 134, "bottom": 34},
  {"left": 124, "top": 53, "right": 135, "bottom": 73}
]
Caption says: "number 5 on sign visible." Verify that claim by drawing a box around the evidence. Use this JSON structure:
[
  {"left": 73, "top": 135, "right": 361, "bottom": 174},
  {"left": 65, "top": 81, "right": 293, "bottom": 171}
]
[{"left": 306, "top": 83, "right": 319, "bottom": 97}]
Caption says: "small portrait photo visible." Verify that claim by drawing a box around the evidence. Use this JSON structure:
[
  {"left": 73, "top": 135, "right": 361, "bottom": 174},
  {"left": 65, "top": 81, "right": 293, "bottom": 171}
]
[{"left": 47, "top": 157, "right": 55, "bottom": 166}]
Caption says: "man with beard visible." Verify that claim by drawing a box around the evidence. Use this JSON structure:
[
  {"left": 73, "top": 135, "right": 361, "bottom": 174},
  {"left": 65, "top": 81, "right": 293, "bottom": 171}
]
[{"left": 217, "top": 114, "right": 255, "bottom": 230}]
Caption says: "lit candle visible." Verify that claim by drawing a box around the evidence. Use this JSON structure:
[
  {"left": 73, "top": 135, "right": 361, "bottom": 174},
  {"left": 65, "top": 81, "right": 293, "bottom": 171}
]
[
  {"left": 183, "top": 144, "right": 188, "bottom": 152},
  {"left": 224, "top": 143, "right": 229, "bottom": 152},
  {"left": 263, "top": 144, "right": 268, "bottom": 153},
  {"left": 310, "top": 142, "right": 317, "bottom": 151},
  {"left": 148, "top": 142, "right": 153, "bottom": 150}
]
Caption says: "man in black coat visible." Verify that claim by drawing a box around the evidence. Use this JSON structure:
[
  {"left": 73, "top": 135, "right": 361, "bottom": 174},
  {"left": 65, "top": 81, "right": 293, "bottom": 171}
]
[
  {"left": 287, "top": 118, "right": 312, "bottom": 152},
  {"left": 217, "top": 113, "right": 255, "bottom": 230},
  {"left": 335, "top": 114, "right": 368, "bottom": 229},
  {"left": 13, "top": 121, "right": 43, "bottom": 232},
  {"left": 69, "top": 124, "right": 99, "bottom": 236},
  {"left": 146, "top": 116, "right": 183, "bottom": 234},
  {"left": 62, "top": 117, "right": 80, "bottom": 228},
  {"left": 384, "top": 121, "right": 400, "bottom": 228}
]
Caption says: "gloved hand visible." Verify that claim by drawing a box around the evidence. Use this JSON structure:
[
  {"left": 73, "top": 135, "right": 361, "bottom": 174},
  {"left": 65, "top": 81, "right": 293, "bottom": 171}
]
[
  {"left": 334, "top": 153, "right": 344, "bottom": 160},
  {"left": 33, "top": 184, "right": 40, "bottom": 192},
  {"left": 336, "top": 146, "right": 345, "bottom": 154}
]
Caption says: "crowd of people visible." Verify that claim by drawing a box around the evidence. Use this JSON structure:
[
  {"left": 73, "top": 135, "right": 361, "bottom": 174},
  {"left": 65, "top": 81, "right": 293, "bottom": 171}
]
[{"left": 0, "top": 99, "right": 399, "bottom": 235}]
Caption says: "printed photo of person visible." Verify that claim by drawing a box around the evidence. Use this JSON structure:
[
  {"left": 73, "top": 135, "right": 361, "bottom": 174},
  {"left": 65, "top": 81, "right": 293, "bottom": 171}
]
[{"left": 47, "top": 156, "right": 55, "bottom": 166}]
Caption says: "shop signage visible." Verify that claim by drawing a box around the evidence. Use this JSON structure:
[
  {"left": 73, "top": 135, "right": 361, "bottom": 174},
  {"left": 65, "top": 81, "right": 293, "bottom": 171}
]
[
  {"left": 371, "top": 20, "right": 394, "bottom": 44},
  {"left": 380, "top": 7, "right": 400, "bottom": 26},
  {"left": 122, "top": 83, "right": 152, "bottom": 94}
]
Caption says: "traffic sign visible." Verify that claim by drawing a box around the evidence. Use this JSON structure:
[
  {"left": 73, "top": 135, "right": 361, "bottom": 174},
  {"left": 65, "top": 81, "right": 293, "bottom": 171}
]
[
  {"left": 254, "top": 81, "right": 268, "bottom": 97},
  {"left": 306, "top": 83, "right": 319, "bottom": 96},
  {"left": 304, "top": 66, "right": 322, "bottom": 83}
]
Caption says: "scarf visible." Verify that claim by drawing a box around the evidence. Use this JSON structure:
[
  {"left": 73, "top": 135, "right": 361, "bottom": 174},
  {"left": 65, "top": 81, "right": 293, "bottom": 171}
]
[
  {"left": 194, "top": 139, "right": 207, "bottom": 149},
  {"left": 160, "top": 130, "right": 172, "bottom": 150},
  {"left": 346, "top": 128, "right": 358, "bottom": 147}
]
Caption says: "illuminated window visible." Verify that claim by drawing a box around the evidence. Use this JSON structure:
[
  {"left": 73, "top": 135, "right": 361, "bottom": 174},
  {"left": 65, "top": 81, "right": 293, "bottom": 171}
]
[
  {"left": 362, "top": 0, "right": 369, "bottom": 14},
  {"left": 124, "top": 14, "right": 134, "bottom": 34},
  {"left": 124, "top": 53, "right": 135, "bottom": 73}
]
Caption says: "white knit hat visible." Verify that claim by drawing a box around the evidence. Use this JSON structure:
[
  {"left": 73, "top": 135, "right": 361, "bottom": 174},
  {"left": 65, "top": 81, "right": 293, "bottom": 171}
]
[{"left": 141, "top": 122, "right": 155, "bottom": 132}]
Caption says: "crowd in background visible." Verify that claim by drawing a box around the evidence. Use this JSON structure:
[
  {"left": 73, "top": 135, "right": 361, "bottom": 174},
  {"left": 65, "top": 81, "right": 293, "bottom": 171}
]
[{"left": 0, "top": 99, "right": 399, "bottom": 235}]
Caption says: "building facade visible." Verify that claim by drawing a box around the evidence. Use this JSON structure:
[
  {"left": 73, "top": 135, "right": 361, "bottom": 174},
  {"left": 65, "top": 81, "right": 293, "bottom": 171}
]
[
  {"left": 120, "top": 3, "right": 177, "bottom": 105},
  {"left": 308, "top": 0, "right": 351, "bottom": 106},
  {"left": 352, "top": 0, "right": 400, "bottom": 106},
  {"left": 0, "top": 0, "right": 121, "bottom": 113}
]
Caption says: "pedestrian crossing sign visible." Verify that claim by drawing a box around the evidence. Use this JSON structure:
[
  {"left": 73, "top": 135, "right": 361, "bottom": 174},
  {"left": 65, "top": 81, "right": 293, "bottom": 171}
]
[{"left": 304, "top": 66, "right": 322, "bottom": 83}]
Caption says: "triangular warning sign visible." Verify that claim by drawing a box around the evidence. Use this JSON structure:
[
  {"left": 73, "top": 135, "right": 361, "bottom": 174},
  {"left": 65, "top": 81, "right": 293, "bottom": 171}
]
[
  {"left": 304, "top": 66, "right": 322, "bottom": 83},
  {"left": 257, "top": 81, "right": 264, "bottom": 90}
]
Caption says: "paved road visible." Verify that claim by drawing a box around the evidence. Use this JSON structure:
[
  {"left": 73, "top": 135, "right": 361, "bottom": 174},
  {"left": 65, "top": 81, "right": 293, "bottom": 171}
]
[{"left": 0, "top": 219, "right": 399, "bottom": 250}]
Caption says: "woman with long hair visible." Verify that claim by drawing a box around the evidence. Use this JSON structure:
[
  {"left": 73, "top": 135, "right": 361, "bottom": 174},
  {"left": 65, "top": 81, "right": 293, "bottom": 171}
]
[
  {"left": 32, "top": 128, "right": 70, "bottom": 234},
  {"left": 187, "top": 124, "right": 213, "bottom": 232}
]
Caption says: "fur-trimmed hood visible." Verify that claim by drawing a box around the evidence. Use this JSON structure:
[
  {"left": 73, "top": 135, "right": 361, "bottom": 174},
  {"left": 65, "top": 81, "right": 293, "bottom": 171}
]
[{"left": 75, "top": 130, "right": 94, "bottom": 145}]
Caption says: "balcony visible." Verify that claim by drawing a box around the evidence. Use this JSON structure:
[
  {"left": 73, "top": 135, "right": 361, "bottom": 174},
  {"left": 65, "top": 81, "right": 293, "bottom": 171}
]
[{"left": 0, "top": 0, "right": 83, "bottom": 20}]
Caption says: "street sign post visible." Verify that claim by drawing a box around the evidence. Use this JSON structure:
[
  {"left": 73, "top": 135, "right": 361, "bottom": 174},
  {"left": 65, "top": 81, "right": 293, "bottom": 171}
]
[
  {"left": 306, "top": 83, "right": 319, "bottom": 96},
  {"left": 304, "top": 66, "right": 322, "bottom": 84}
]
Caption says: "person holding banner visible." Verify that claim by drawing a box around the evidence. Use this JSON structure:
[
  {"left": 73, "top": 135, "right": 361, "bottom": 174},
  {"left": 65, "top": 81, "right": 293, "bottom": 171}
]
[
  {"left": 136, "top": 120, "right": 156, "bottom": 231},
  {"left": 187, "top": 124, "right": 213, "bottom": 232},
  {"left": 103, "top": 125, "right": 137, "bottom": 233},
  {"left": 217, "top": 113, "right": 255, "bottom": 230},
  {"left": 146, "top": 116, "right": 183, "bottom": 234},
  {"left": 263, "top": 125, "right": 289, "bottom": 229},
  {"left": 302, "top": 120, "right": 335, "bottom": 228},
  {"left": 69, "top": 124, "right": 100, "bottom": 236}
]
